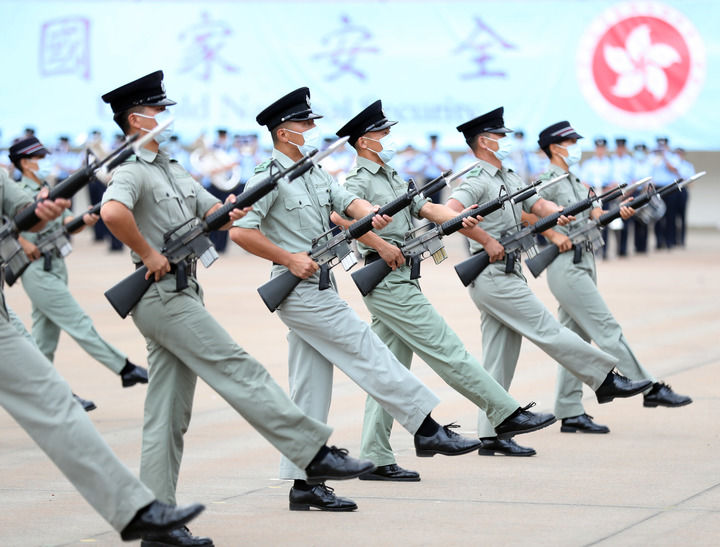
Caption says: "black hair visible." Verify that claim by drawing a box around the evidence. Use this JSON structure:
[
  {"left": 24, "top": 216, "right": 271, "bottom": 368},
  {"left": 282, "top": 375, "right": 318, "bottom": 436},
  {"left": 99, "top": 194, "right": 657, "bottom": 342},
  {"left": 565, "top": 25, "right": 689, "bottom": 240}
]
[{"left": 114, "top": 105, "right": 145, "bottom": 134}]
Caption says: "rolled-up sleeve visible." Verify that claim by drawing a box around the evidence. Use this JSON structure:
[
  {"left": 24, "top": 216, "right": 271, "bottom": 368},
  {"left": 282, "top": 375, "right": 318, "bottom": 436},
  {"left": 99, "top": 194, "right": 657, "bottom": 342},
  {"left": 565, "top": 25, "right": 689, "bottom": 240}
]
[
  {"left": 103, "top": 166, "right": 141, "bottom": 211},
  {"left": 329, "top": 177, "right": 358, "bottom": 215},
  {"left": 196, "top": 183, "right": 221, "bottom": 218},
  {"left": 451, "top": 178, "right": 484, "bottom": 208}
]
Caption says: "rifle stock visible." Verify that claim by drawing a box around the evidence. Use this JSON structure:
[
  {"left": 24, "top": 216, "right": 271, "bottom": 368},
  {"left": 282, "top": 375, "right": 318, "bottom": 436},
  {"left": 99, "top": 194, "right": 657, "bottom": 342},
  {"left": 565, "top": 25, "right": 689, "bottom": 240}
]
[
  {"left": 257, "top": 269, "right": 304, "bottom": 312},
  {"left": 2, "top": 262, "right": 27, "bottom": 287},
  {"left": 104, "top": 266, "right": 154, "bottom": 319},
  {"left": 351, "top": 258, "right": 393, "bottom": 297},
  {"left": 455, "top": 184, "right": 620, "bottom": 286},
  {"left": 524, "top": 244, "right": 560, "bottom": 278},
  {"left": 258, "top": 170, "right": 452, "bottom": 312},
  {"left": 105, "top": 138, "right": 349, "bottom": 319},
  {"left": 65, "top": 203, "right": 102, "bottom": 234},
  {"left": 525, "top": 177, "right": 658, "bottom": 278},
  {"left": 454, "top": 251, "right": 491, "bottom": 287}
]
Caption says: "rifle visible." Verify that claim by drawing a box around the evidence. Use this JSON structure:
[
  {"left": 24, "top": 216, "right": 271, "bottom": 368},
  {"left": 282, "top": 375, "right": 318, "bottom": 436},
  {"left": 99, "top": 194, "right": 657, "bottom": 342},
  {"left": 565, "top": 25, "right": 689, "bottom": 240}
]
[
  {"left": 27, "top": 202, "right": 103, "bottom": 276},
  {"left": 525, "top": 172, "right": 706, "bottom": 277},
  {"left": 351, "top": 173, "right": 568, "bottom": 296},
  {"left": 0, "top": 121, "right": 171, "bottom": 286},
  {"left": 256, "top": 163, "right": 476, "bottom": 312},
  {"left": 454, "top": 178, "right": 647, "bottom": 287},
  {"left": 104, "top": 137, "right": 350, "bottom": 319}
]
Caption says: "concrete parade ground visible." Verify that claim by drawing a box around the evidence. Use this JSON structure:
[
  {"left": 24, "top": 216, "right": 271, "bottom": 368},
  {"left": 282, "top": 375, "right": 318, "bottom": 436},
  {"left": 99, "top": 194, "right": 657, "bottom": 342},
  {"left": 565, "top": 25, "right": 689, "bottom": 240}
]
[{"left": 1, "top": 228, "right": 719, "bottom": 546}]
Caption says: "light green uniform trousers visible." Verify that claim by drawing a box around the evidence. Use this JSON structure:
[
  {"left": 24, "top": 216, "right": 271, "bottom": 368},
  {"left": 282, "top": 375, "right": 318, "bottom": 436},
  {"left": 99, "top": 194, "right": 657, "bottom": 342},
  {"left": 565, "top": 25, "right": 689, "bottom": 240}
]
[
  {"left": 7, "top": 304, "right": 35, "bottom": 345},
  {"left": 275, "top": 269, "right": 440, "bottom": 480},
  {"left": 359, "top": 266, "right": 519, "bottom": 465},
  {"left": 130, "top": 273, "right": 333, "bottom": 504},
  {"left": 547, "top": 250, "right": 653, "bottom": 419},
  {"left": 468, "top": 261, "right": 619, "bottom": 437},
  {"left": 21, "top": 255, "right": 126, "bottom": 372},
  {"left": 0, "top": 303, "right": 155, "bottom": 532}
]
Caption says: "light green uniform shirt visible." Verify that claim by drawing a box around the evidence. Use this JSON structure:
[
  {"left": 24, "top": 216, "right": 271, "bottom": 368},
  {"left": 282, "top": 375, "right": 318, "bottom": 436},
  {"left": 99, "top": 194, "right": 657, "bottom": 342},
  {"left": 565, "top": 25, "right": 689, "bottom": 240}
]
[
  {"left": 1, "top": 169, "right": 31, "bottom": 219},
  {"left": 344, "top": 156, "right": 429, "bottom": 257},
  {"left": 537, "top": 164, "right": 593, "bottom": 237},
  {"left": 102, "top": 147, "right": 219, "bottom": 264},
  {"left": 1, "top": 170, "right": 32, "bottom": 312},
  {"left": 450, "top": 159, "right": 539, "bottom": 255},
  {"left": 234, "top": 149, "right": 357, "bottom": 252},
  {"left": 16, "top": 176, "right": 72, "bottom": 245}
]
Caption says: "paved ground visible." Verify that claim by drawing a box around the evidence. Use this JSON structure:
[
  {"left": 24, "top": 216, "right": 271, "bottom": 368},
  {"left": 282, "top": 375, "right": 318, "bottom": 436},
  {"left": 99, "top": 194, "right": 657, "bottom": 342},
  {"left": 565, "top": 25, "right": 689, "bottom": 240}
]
[{"left": 1, "top": 228, "right": 719, "bottom": 546}]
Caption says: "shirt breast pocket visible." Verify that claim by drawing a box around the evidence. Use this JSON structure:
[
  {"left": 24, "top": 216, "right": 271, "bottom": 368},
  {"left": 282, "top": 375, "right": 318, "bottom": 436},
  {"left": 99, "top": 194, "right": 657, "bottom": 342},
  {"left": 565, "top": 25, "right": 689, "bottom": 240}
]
[
  {"left": 174, "top": 175, "right": 199, "bottom": 215},
  {"left": 283, "top": 195, "right": 315, "bottom": 228},
  {"left": 152, "top": 185, "right": 178, "bottom": 218}
]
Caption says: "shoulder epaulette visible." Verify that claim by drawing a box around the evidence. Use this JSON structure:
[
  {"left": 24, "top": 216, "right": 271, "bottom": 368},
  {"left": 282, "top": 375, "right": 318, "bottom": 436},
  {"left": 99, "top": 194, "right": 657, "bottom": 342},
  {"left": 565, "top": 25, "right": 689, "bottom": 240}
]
[
  {"left": 466, "top": 165, "right": 484, "bottom": 178},
  {"left": 254, "top": 158, "right": 273, "bottom": 174}
]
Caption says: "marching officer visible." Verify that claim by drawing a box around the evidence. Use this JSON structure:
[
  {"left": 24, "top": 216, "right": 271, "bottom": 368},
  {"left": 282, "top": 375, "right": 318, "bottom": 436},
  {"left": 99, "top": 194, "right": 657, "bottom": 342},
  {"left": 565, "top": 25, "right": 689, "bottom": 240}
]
[
  {"left": 100, "top": 72, "right": 375, "bottom": 546},
  {"left": 1, "top": 168, "right": 205, "bottom": 542},
  {"left": 331, "top": 101, "right": 556, "bottom": 477},
  {"left": 9, "top": 137, "right": 148, "bottom": 411},
  {"left": 446, "top": 107, "right": 652, "bottom": 456},
  {"left": 230, "top": 88, "right": 483, "bottom": 512},
  {"left": 536, "top": 121, "right": 692, "bottom": 434}
]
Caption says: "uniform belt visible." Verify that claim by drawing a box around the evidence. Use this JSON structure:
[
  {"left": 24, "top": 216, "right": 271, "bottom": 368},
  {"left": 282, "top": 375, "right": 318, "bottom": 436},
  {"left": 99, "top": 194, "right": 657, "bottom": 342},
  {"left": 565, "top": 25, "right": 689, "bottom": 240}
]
[{"left": 364, "top": 252, "right": 381, "bottom": 266}]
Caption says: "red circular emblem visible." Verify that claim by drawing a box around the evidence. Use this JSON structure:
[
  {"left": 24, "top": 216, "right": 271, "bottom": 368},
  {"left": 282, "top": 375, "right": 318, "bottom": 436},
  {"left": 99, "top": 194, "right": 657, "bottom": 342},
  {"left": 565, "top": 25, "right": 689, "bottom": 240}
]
[{"left": 578, "top": 3, "right": 705, "bottom": 127}]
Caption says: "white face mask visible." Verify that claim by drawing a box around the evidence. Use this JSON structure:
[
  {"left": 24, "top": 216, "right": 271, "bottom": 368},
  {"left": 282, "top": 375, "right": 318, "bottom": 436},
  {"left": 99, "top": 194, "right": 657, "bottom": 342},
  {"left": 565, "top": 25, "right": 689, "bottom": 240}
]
[
  {"left": 484, "top": 135, "right": 512, "bottom": 161},
  {"left": 558, "top": 143, "right": 582, "bottom": 166},
  {"left": 33, "top": 157, "right": 54, "bottom": 180},
  {"left": 284, "top": 126, "right": 322, "bottom": 155},
  {"left": 364, "top": 134, "right": 397, "bottom": 163},
  {"left": 134, "top": 109, "right": 174, "bottom": 144}
]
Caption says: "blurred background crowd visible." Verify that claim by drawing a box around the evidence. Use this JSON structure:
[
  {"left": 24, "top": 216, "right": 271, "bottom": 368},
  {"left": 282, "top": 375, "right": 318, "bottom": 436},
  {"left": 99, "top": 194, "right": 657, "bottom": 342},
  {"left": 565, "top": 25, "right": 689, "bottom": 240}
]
[{"left": 0, "top": 126, "right": 697, "bottom": 259}]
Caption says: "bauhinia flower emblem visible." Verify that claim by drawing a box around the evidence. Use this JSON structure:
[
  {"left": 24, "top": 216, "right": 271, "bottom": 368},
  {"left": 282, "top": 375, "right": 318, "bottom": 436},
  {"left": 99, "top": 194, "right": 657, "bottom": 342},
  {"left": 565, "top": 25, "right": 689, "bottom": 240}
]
[{"left": 603, "top": 24, "right": 681, "bottom": 100}]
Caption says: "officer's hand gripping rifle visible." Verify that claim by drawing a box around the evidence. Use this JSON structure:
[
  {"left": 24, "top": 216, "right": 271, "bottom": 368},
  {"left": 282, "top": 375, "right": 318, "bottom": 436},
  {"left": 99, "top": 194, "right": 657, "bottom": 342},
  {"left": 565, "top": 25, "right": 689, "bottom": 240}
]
[
  {"left": 256, "top": 167, "right": 459, "bottom": 312},
  {"left": 525, "top": 172, "right": 705, "bottom": 277},
  {"left": 454, "top": 178, "right": 646, "bottom": 286},
  {"left": 0, "top": 121, "right": 170, "bottom": 286},
  {"left": 351, "top": 172, "right": 568, "bottom": 296},
  {"left": 104, "top": 137, "right": 350, "bottom": 318}
]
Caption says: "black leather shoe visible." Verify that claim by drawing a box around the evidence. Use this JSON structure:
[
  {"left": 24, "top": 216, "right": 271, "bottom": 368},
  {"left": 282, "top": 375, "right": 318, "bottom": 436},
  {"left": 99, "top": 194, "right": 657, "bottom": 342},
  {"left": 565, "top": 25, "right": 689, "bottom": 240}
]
[
  {"left": 595, "top": 371, "right": 653, "bottom": 404},
  {"left": 122, "top": 361, "right": 149, "bottom": 388},
  {"left": 415, "top": 423, "right": 482, "bottom": 457},
  {"left": 561, "top": 413, "right": 610, "bottom": 434},
  {"left": 120, "top": 501, "right": 205, "bottom": 541},
  {"left": 494, "top": 402, "right": 557, "bottom": 439},
  {"left": 289, "top": 483, "right": 357, "bottom": 512},
  {"left": 477, "top": 437, "right": 536, "bottom": 456},
  {"left": 358, "top": 463, "right": 420, "bottom": 482},
  {"left": 643, "top": 382, "right": 693, "bottom": 407},
  {"left": 73, "top": 393, "right": 96, "bottom": 412},
  {"left": 141, "top": 526, "right": 213, "bottom": 546},
  {"left": 305, "top": 446, "right": 376, "bottom": 484}
]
